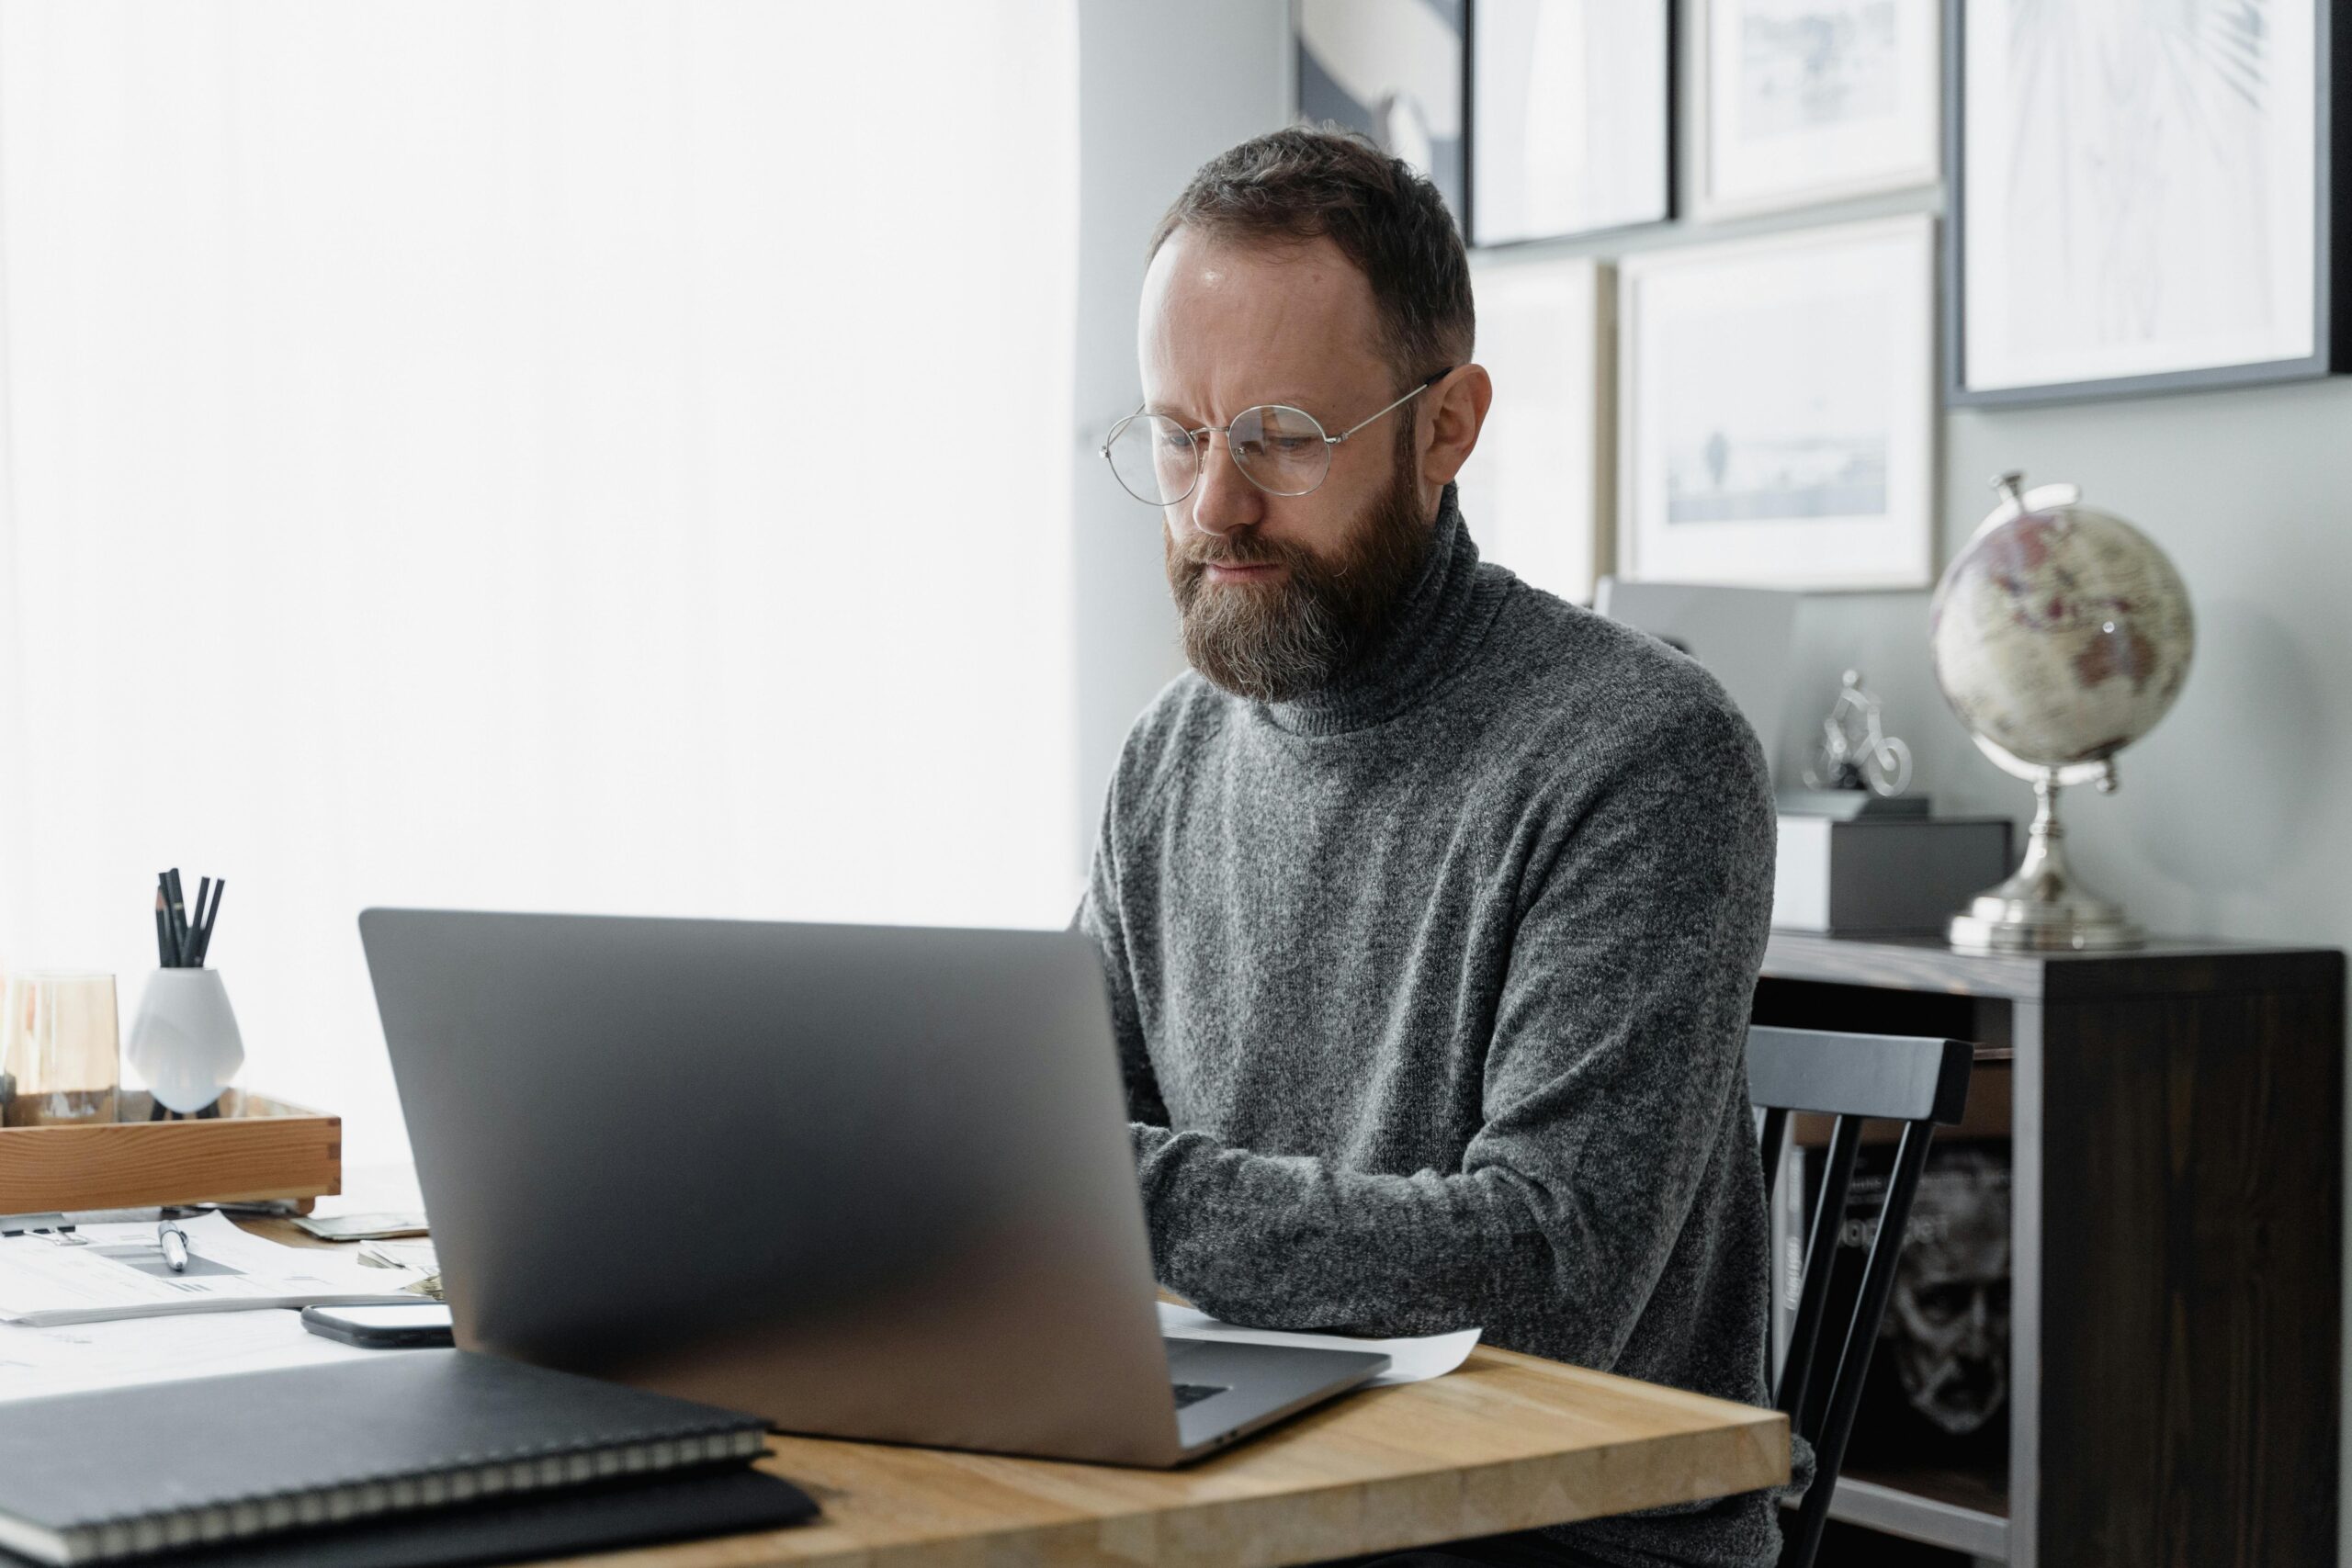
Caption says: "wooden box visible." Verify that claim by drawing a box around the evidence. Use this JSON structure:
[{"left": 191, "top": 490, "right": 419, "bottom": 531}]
[{"left": 0, "top": 1090, "right": 339, "bottom": 1213}]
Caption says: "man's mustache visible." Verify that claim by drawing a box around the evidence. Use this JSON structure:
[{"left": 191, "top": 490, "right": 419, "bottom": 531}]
[{"left": 1171, "top": 534, "right": 1304, "bottom": 571}]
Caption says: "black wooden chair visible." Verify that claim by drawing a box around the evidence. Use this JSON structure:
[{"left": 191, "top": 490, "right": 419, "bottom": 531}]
[{"left": 1747, "top": 1025, "right": 1974, "bottom": 1568}]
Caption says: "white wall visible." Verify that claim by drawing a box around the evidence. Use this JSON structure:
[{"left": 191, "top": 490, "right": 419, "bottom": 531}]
[
  {"left": 1069, "top": 0, "right": 1288, "bottom": 857},
  {"left": 0, "top": 5, "right": 1083, "bottom": 1161}
]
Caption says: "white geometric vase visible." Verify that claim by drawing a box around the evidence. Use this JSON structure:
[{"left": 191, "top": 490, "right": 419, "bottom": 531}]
[{"left": 126, "top": 969, "right": 246, "bottom": 1114}]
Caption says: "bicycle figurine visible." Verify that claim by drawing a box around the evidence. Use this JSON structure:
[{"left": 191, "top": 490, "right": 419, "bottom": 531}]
[{"left": 1804, "top": 670, "right": 1913, "bottom": 797}]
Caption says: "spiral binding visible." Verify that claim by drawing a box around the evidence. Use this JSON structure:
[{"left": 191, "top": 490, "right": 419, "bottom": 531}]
[{"left": 52, "top": 1426, "right": 764, "bottom": 1563}]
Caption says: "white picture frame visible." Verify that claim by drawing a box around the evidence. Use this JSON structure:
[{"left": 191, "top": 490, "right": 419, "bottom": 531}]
[
  {"left": 1952, "top": 0, "right": 2339, "bottom": 403},
  {"left": 1616, "top": 215, "right": 1936, "bottom": 592},
  {"left": 1455, "top": 255, "right": 1612, "bottom": 605},
  {"left": 1469, "top": 0, "right": 1671, "bottom": 245},
  {"left": 1692, "top": 0, "right": 1940, "bottom": 220}
]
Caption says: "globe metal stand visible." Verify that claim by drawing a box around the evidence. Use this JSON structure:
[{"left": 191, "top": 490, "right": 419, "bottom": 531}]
[
  {"left": 1948, "top": 750, "right": 2143, "bottom": 953},
  {"left": 1933, "top": 470, "right": 2187, "bottom": 955}
]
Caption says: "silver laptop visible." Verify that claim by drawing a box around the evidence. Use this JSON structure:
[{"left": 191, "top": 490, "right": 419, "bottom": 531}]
[{"left": 357, "top": 909, "right": 1388, "bottom": 1466}]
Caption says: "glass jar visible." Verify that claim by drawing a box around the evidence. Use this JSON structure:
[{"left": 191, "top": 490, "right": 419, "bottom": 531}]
[{"left": 0, "top": 971, "right": 120, "bottom": 1126}]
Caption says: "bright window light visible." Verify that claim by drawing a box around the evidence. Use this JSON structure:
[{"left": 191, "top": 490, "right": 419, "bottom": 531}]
[{"left": 0, "top": 1, "right": 1080, "bottom": 1161}]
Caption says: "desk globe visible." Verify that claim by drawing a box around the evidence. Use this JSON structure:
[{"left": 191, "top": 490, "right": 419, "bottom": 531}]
[{"left": 1928, "top": 472, "right": 2194, "bottom": 951}]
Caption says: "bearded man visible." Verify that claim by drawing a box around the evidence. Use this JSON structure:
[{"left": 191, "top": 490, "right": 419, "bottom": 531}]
[{"left": 1080, "top": 130, "right": 1784, "bottom": 1568}]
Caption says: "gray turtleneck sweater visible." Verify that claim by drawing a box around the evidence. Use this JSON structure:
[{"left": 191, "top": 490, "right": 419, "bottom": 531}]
[{"left": 1078, "top": 489, "right": 1784, "bottom": 1568}]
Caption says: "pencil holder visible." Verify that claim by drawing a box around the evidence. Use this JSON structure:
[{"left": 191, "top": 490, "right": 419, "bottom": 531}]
[{"left": 126, "top": 969, "right": 246, "bottom": 1115}]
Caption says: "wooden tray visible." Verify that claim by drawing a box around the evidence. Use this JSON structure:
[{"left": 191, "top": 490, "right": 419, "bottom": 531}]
[{"left": 0, "top": 1090, "right": 339, "bottom": 1213}]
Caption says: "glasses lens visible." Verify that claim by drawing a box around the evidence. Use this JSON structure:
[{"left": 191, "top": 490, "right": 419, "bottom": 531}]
[
  {"left": 1229, "top": 405, "right": 1329, "bottom": 497},
  {"left": 1104, "top": 414, "right": 1196, "bottom": 506}
]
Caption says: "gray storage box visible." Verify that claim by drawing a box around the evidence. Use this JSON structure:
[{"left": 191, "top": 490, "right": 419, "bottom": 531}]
[{"left": 1771, "top": 816, "right": 2013, "bottom": 934}]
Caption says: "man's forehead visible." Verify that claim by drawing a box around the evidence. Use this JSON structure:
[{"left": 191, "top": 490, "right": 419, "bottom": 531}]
[{"left": 1139, "top": 230, "right": 1385, "bottom": 389}]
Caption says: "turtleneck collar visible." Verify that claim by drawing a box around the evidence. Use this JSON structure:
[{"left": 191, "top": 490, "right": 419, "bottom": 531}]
[{"left": 1257, "top": 481, "right": 1497, "bottom": 738}]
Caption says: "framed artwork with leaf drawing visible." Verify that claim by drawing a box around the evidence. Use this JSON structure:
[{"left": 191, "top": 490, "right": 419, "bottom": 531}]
[{"left": 1950, "top": 0, "right": 2350, "bottom": 405}]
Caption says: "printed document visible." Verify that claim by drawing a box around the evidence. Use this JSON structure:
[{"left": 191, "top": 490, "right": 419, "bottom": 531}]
[
  {"left": 0, "top": 1309, "right": 377, "bottom": 1404},
  {"left": 0, "top": 1213, "right": 425, "bottom": 1326}
]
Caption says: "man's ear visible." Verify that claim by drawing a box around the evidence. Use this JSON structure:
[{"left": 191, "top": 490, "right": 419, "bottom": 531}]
[{"left": 1417, "top": 364, "right": 1493, "bottom": 497}]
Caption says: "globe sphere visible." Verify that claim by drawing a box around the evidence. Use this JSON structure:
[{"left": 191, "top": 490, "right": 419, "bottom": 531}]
[{"left": 1929, "top": 489, "right": 2194, "bottom": 773}]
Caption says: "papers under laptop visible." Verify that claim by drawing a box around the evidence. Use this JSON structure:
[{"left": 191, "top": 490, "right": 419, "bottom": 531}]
[{"left": 1159, "top": 1304, "right": 1479, "bottom": 1386}]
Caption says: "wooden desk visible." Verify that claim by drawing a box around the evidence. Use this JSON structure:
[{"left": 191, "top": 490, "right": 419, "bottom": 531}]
[
  {"left": 563, "top": 1344, "right": 1785, "bottom": 1567},
  {"left": 252, "top": 1211, "right": 1784, "bottom": 1565}
]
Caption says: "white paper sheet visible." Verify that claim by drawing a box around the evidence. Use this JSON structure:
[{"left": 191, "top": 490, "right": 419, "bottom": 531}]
[
  {"left": 1158, "top": 1303, "right": 1480, "bottom": 1387},
  {"left": 0, "top": 1213, "right": 426, "bottom": 1325},
  {"left": 357, "top": 1237, "right": 437, "bottom": 1274},
  {"left": 306, "top": 1162, "right": 427, "bottom": 1222},
  {"left": 0, "top": 1308, "right": 379, "bottom": 1404}
]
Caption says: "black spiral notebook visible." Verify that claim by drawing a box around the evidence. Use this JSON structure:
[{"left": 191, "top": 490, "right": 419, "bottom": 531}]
[
  {"left": 0, "top": 1350, "right": 795, "bottom": 1566},
  {"left": 0, "top": 1469, "right": 816, "bottom": 1568}
]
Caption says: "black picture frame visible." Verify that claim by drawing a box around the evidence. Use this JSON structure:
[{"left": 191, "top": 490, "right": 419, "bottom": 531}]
[
  {"left": 1945, "top": 0, "right": 2352, "bottom": 407},
  {"left": 1461, "top": 0, "right": 1678, "bottom": 251},
  {"left": 1292, "top": 0, "right": 1470, "bottom": 234}
]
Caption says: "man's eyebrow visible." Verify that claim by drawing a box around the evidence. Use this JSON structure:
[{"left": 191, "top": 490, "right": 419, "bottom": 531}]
[{"left": 1143, "top": 394, "right": 1325, "bottom": 423}]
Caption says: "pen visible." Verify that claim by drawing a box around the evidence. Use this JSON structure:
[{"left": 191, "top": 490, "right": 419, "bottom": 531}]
[{"left": 158, "top": 1220, "right": 189, "bottom": 1272}]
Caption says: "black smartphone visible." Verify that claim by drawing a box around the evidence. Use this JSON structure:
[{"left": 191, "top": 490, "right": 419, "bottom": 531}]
[{"left": 300, "top": 1302, "right": 455, "bottom": 1348}]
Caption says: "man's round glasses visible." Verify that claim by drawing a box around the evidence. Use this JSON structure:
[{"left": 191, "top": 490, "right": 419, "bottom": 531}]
[{"left": 1099, "top": 371, "right": 1448, "bottom": 507}]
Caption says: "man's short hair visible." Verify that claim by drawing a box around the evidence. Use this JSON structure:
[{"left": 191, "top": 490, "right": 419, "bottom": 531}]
[{"left": 1150, "top": 127, "right": 1474, "bottom": 386}]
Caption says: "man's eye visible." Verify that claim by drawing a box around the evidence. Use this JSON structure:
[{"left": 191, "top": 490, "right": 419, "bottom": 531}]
[{"left": 1271, "top": 435, "right": 1317, "bottom": 453}]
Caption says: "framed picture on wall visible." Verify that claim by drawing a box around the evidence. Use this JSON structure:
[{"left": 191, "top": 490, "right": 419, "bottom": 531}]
[
  {"left": 1295, "top": 0, "right": 1466, "bottom": 230},
  {"left": 1467, "top": 0, "right": 1672, "bottom": 246},
  {"left": 1951, "top": 0, "right": 2349, "bottom": 404},
  {"left": 1454, "top": 255, "right": 1612, "bottom": 604},
  {"left": 1617, "top": 215, "right": 1935, "bottom": 592},
  {"left": 1692, "top": 0, "right": 1940, "bottom": 219}
]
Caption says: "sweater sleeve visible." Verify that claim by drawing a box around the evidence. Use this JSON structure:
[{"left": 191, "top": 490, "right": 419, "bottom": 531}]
[
  {"left": 1078, "top": 750, "right": 1173, "bottom": 1130},
  {"left": 1132, "top": 700, "right": 1775, "bottom": 1364}
]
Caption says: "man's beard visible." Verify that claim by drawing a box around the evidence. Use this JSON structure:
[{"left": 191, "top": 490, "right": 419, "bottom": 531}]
[{"left": 1164, "top": 427, "right": 1432, "bottom": 703}]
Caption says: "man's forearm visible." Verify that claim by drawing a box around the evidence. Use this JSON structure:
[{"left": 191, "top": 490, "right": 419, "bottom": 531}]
[{"left": 1132, "top": 1122, "right": 1567, "bottom": 1347}]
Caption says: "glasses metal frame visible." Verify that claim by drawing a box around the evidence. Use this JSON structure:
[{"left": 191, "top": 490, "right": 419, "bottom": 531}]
[{"left": 1099, "top": 368, "right": 1453, "bottom": 505}]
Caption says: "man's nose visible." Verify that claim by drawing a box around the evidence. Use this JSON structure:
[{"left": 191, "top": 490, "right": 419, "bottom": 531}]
[{"left": 1184, "top": 429, "right": 1266, "bottom": 539}]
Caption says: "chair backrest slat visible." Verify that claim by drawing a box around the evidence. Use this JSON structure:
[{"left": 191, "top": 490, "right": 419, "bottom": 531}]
[
  {"left": 1774, "top": 1112, "right": 1860, "bottom": 1432},
  {"left": 1746, "top": 1024, "right": 1973, "bottom": 1568},
  {"left": 1756, "top": 1105, "right": 1790, "bottom": 1190},
  {"left": 1747, "top": 1025, "right": 1972, "bottom": 1124},
  {"left": 1781, "top": 1120, "right": 1938, "bottom": 1568}
]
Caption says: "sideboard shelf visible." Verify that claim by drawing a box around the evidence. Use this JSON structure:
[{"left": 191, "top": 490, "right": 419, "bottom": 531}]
[{"left": 1754, "top": 930, "right": 2345, "bottom": 1567}]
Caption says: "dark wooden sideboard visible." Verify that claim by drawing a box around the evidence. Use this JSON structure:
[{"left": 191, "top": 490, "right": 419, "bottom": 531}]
[{"left": 1753, "top": 931, "right": 2345, "bottom": 1568}]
